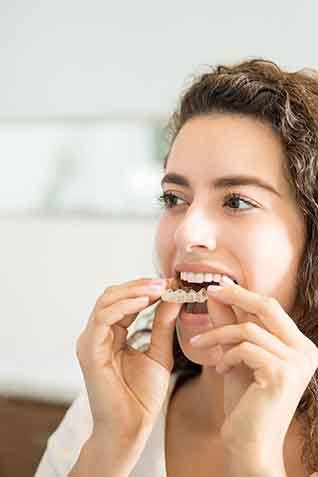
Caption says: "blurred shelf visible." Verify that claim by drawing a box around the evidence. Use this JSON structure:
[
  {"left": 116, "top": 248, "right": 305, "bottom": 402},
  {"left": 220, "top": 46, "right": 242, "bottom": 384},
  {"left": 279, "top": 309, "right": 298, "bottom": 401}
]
[{"left": 0, "top": 395, "right": 69, "bottom": 477}]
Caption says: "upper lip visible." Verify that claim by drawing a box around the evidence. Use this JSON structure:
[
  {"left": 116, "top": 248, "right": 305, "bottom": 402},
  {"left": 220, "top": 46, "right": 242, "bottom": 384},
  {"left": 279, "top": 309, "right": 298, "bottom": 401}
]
[{"left": 175, "top": 262, "right": 239, "bottom": 284}]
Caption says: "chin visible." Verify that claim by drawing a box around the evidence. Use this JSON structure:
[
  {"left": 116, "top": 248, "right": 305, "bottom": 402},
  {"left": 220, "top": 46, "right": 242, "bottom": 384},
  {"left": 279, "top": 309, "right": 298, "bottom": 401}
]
[
  {"left": 178, "top": 346, "right": 223, "bottom": 366},
  {"left": 176, "top": 320, "right": 223, "bottom": 366}
]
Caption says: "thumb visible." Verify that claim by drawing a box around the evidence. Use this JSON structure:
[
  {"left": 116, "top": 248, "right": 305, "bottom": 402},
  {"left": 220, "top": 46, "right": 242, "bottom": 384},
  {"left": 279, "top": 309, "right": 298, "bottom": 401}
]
[{"left": 145, "top": 299, "right": 182, "bottom": 371}]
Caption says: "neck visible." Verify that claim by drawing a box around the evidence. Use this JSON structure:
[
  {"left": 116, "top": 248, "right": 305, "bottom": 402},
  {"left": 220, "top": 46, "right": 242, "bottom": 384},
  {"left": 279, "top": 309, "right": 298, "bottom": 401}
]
[
  {"left": 173, "top": 365, "right": 226, "bottom": 436},
  {"left": 171, "top": 366, "right": 305, "bottom": 469}
]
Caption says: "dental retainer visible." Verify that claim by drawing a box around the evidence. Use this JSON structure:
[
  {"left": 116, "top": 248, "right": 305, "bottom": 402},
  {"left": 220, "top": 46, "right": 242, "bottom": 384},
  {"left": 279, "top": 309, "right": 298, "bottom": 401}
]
[{"left": 161, "top": 277, "right": 208, "bottom": 303}]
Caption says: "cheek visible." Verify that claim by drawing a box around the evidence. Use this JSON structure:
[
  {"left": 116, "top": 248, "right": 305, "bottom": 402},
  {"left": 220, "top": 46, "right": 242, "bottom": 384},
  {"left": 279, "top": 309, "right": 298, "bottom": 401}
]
[
  {"left": 236, "top": 221, "right": 299, "bottom": 308},
  {"left": 153, "top": 218, "right": 176, "bottom": 277},
  {"left": 251, "top": 224, "right": 296, "bottom": 273}
]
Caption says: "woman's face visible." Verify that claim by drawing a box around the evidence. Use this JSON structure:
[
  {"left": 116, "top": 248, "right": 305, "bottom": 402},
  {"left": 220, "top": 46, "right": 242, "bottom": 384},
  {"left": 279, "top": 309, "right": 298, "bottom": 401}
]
[{"left": 154, "top": 113, "right": 306, "bottom": 366}]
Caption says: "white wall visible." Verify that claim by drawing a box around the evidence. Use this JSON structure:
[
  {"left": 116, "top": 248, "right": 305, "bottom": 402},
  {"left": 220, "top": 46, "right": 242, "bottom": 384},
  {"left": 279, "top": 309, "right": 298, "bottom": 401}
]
[
  {"left": 0, "top": 215, "right": 158, "bottom": 403},
  {"left": 0, "top": 1, "right": 317, "bottom": 119},
  {"left": 1, "top": 0, "right": 318, "bottom": 402}
]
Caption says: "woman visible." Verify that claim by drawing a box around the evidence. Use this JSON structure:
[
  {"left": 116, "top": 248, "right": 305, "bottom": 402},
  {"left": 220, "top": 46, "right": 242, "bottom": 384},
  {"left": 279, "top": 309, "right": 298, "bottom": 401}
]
[{"left": 35, "top": 58, "right": 318, "bottom": 477}]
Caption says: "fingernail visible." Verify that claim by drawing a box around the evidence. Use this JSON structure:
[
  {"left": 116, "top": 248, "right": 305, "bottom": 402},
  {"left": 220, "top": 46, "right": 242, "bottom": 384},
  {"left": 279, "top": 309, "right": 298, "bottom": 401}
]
[
  {"left": 149, "top": 284, "right": 164, "bottom": 292},
  {"left": 151, "top": 279, "right": 165, "bottom": 285},
  {"left": 219, "top": 275, "right": 236, "bottom": 286},
  {"left": 136, "top": 296, "right": 150, "bottom": 303},
  {"left": 207, "top": 284, "right": 224, "bottom": 294},
  {"left": 190, "top": 334, "right": 204, "bottom": 345}
]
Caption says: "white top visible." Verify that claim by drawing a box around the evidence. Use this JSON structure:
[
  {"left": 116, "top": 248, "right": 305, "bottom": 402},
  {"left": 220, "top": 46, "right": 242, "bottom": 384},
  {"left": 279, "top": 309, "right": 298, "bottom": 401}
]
[
  {"left": 34, "top": 370, "right": 318, "bottom": 477},
  {"left": 34, "top": 371, "right": 181, "bottom": 477}
]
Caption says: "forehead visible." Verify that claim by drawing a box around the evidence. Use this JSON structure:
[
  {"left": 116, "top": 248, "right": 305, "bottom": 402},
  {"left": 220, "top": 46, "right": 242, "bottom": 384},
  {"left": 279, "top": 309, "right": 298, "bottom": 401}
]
[{"left": 167, "top": 114, "right": 289, "bottom": 194}]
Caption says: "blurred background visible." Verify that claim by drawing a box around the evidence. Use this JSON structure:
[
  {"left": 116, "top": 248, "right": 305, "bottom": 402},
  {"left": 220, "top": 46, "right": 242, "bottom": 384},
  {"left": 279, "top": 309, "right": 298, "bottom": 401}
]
[{"left": 0, "top": 0, "right": 317, "bottom": 475}]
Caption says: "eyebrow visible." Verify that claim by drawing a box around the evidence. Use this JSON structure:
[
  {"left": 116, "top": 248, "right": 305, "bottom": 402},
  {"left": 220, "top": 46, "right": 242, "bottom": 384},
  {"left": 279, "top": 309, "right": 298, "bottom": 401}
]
[{"left": 160, "top": 172, "right": 282, "bottom": 198}]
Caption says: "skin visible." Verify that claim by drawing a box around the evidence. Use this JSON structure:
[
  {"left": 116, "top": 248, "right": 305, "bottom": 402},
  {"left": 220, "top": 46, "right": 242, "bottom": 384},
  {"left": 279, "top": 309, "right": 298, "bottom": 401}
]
[{"left": 153, "top": 113, "right": 307, "bottom": 441}]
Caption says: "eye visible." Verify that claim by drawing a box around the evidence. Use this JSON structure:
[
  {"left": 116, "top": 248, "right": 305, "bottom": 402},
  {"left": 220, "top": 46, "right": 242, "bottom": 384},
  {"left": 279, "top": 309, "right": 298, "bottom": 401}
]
[
  {"left": 223, "top": 192, "right": 257, "bottom": 213},
  {"left": 156, "top": 192, "right": 186, "bottom": 209},
  {"left": 156, "top": 191, "right": 257, "bottom": 213}
]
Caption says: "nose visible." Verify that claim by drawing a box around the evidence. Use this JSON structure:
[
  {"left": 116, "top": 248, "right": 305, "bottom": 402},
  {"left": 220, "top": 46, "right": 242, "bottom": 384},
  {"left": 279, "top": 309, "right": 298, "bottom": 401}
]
[{"left": 174, "top": 208, "right": 217, "bottom": 252}]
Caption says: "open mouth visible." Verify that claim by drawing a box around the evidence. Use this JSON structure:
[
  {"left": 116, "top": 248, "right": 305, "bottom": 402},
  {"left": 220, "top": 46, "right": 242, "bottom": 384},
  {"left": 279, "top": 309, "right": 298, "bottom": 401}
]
[
  {"left": 161, "top": 272, "right": 237, "bottom": 308},
  {"left": 175, "top": 272, "right": 221, "bottom": 292},
  {"left": 163, "top": 272, "right": 238, "bottom": 314}
]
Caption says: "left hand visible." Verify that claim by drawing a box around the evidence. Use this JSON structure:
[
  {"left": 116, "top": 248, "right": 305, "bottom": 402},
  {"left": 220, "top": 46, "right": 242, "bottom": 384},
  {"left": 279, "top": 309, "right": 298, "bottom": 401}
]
[{"left": 190, "top": 278, "right": 318, "bottom": 462}]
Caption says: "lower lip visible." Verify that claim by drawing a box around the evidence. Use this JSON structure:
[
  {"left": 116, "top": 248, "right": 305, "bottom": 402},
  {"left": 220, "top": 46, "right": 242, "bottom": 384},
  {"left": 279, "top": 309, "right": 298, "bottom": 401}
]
[{"left": 179, "top": 303, "right": 212, "bottom": 326}]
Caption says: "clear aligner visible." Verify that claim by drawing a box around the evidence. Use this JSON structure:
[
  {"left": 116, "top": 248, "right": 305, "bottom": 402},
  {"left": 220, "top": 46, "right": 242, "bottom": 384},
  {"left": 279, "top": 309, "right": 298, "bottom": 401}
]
[{"left": 161, "top": 287, "right": 208, "bottom": 303}]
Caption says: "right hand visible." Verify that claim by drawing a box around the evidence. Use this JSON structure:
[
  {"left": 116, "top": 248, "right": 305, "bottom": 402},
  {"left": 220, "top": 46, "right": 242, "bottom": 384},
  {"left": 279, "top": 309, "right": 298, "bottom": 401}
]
[{"left": 76, "top": 277, "right": 182, "bottom": 441}]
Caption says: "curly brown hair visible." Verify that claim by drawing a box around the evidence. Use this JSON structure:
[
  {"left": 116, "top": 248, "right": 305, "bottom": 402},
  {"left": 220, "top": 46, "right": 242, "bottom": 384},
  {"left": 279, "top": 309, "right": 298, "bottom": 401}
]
[{"left": 128, "top": 57, "right": 318, "bottom": 475}]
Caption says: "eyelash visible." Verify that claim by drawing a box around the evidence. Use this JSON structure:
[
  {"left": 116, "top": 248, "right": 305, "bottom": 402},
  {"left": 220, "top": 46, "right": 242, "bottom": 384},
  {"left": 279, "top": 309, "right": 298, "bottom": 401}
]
[{"left": 156, "top": 191, "right": 257, "bottom": 214}]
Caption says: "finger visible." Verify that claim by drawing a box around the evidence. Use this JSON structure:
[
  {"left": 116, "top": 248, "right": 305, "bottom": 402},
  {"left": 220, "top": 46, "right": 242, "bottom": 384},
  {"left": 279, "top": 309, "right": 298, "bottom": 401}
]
[
  {"left": 95, "top": 277, "right": 174, "bottom": 311},
  {"left": 146, "top": 300, "right": 183, "bottom": 371},
  {"left": 230, "top": 303, "right": 246, "bottom": 324},
  {"left": 190, "top": 322, "right": 291, "bottom": 362},
  {"left": 216, "top": 341, "right": 284, "bottom": 388},
  {"left": 206, "top": 293, "right": 237, "bottom": 356},
  {"left": 77, "top": 324, "right": 122, "bottom": 373},
  {"left": 94, "top": 296, "right": 150, "bottom": 327},
  {"left": 207, "top": 281, "right": 301, "bottom": 348},
  {"left": 207, "top": 294, "right": 236, "bottom": 328},
  {"left": 78, "top": 296, "right": 152, "bottom": 370},
  {"left": 88, "top": 280, "right": 173, "bottom": 330},
  {"left": 85, "top": 297, "right": 149, "bottom": 360}
]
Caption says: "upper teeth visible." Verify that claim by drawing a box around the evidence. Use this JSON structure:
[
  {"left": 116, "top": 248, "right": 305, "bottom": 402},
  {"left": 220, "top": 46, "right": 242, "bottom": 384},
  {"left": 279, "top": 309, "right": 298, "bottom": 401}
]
[{"left": 180, "top": 271, "right": 235, "bottom": 284}]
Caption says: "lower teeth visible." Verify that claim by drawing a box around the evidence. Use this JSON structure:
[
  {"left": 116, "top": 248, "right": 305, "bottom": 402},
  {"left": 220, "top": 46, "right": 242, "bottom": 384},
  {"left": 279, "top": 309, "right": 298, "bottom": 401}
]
[{"left": 185, "top": 302, "right": 208, "bottom": 313}]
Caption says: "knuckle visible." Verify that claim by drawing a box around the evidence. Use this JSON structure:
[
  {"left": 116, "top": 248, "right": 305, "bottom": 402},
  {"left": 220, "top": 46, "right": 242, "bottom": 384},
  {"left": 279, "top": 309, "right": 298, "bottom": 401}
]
[
  {"left": 94, "top": 309, "right": 106, "bottom": 324},
  {"left": 259, "top": 296, "right": 279, "bottom": 314},
  {"left": 76, "top": 345, "right": 93, "bottom": 371},
  {"left": 95, "top": 295, "right": 105, "bottom": 307},
  {"left": 97, "top": 286, "right": 114, "bottom": 303},
  {"left": 104, "top": 284, "right": 115, "bottom": 293},
  {"left": 77, "top": 357, "right": 91, "bottom": 372},
  {"left": 75, "top": 344, "right": 81, "bottom": 360},
  {"left": 75, "top": 338, "right": 86, "bottom": 364},
  {"left": 76, "top": 333, "right": 86, "bottom": 355},
  {"left": 76, "top": 349, "right": 84, "bottom": 366},
  {"left": 242, "top": 321, "right": 257, "bottom": 337},
  {"left": 266, "top": 296, "right": 279, "bottom": 308},
  {"left": 75, "top": 334, "right": 83, "bottom": 353},
  {"left": 239, "top": 341, "right": 252, "bottom": 353}
]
